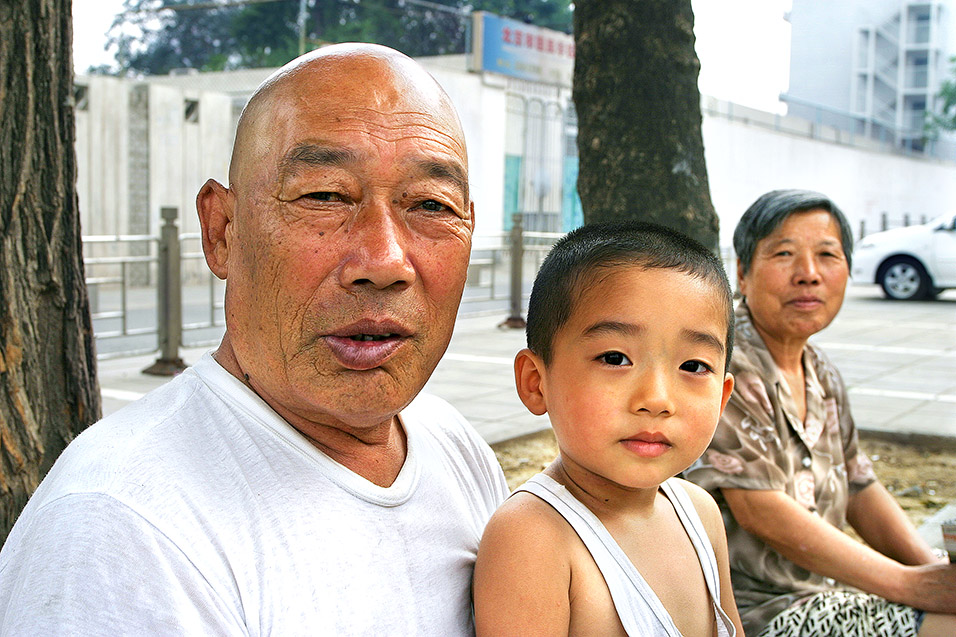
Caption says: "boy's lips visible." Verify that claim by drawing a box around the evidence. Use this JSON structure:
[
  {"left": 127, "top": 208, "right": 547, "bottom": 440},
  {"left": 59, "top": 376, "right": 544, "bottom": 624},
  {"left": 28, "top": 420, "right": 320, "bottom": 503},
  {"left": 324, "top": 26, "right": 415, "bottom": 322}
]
[
  {"left": 323, "top": 319, "right": 412, "bottom": 370},
  {"left": 620, "top": 432, "right": 672, "bottom": 458}
]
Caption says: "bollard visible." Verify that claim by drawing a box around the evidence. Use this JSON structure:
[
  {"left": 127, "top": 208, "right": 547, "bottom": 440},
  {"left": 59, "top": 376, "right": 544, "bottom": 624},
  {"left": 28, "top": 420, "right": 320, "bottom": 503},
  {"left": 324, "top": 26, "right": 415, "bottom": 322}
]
[
  {"left": 499, "top": 213, "right": 526, "bottom": 329},
  {"left": 881, "top": 212, "right": 888, "bottom": 231},
  {"left": 859, "top": 220, "right": 866, "bottom": 239},
  {"left": 903, "top": 213, "right": 911, "bottom": 227},
  {"left": 143, "top": 207, "right": 187, "bottom": 375}
]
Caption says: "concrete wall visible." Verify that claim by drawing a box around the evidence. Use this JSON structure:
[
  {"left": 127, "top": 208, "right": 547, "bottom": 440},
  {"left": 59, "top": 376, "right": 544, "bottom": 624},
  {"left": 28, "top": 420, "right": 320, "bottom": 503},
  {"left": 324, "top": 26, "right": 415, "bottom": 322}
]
[
  {"left": 425, "top": 63, "right": 509, "bottom": 247},
  {"left": 704, "top": 105, "right": 956, "bottom": 249},
  {"left": 75, "top": 65, "right": 956, "bottom": 258},
  {"left": 145, "top": 84, "right": 231, "bottom": 237},
  {"left": 75, "top": 75, "right": 129, "bottom": 237}
]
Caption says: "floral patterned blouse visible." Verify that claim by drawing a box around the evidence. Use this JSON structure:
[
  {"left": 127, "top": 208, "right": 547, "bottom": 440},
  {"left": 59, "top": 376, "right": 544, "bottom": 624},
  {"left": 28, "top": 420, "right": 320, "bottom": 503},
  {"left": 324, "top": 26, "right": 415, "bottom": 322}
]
[{"left": 684, "top": 302, "right": 877, "bottom": 636}]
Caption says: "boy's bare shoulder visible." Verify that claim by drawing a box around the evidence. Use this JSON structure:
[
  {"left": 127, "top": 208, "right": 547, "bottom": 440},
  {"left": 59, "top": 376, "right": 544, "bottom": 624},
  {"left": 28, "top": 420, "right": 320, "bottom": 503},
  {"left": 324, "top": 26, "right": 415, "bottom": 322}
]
[
  {"left": 670, "top": 477, "right": 723, "bottom": 536},
  {"left": 482, "top": 489, "right": 578, "bottom": 548}
]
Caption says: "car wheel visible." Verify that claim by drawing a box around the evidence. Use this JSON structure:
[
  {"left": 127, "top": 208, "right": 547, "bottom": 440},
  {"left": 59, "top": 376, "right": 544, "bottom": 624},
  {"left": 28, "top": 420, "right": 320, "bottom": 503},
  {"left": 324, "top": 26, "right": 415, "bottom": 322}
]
[{"left": 879, "top": 257, "right": 932, "bottom": 300}]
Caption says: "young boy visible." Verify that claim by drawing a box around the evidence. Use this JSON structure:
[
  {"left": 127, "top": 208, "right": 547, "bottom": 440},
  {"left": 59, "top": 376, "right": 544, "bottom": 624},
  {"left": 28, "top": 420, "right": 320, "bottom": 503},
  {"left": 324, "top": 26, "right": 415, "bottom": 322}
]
[{"left": 473, "top": 222, "right": 744, "bottom": 636}]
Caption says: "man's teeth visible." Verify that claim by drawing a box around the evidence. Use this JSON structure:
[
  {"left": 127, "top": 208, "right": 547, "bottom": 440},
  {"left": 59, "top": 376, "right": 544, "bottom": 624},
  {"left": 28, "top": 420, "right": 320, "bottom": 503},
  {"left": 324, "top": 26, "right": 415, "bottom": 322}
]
[{"left": 350, "top": 334, "right": 394, "bottom": 342}]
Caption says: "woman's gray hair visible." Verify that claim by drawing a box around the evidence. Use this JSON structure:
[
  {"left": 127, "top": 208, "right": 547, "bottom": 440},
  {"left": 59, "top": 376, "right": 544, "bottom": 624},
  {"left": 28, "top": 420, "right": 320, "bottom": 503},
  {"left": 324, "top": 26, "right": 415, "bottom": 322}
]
[{"left": 733, "top": 189, "right": 854, "bottom": 275}]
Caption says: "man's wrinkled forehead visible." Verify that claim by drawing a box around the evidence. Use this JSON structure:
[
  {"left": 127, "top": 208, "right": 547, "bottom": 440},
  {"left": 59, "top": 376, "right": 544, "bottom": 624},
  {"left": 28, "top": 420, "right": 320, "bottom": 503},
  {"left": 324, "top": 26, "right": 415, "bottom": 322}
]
[{"left": 230, "top": 48, "right": 467, "bottom": 186}]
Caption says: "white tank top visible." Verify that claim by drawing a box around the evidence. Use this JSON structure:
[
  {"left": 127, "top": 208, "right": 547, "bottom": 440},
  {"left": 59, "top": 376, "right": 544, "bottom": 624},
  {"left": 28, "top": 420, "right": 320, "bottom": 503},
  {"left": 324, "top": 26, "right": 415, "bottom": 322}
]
[{"left": 515, "top": 474, "right": 735, "bottom": 637}]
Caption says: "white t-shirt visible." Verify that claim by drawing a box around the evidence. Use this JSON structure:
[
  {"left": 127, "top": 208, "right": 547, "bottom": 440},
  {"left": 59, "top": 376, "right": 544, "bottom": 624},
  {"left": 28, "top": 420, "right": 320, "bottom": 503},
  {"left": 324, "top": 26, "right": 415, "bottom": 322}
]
[{"left": 0, "top": 353, "right": 509, "bottom": 636}]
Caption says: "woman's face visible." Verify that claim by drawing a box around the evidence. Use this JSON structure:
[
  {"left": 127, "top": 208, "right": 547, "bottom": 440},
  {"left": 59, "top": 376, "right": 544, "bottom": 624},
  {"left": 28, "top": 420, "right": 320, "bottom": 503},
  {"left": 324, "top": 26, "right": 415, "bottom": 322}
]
[{"left": 739, "top": 209, "right": 849, "bottom": 347}]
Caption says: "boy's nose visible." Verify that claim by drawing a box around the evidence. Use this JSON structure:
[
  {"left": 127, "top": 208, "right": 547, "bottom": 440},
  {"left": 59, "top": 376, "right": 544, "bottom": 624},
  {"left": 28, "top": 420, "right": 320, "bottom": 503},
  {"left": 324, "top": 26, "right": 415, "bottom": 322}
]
[{"left": 629, "top": 368, "right": 675, "bottom": 417}]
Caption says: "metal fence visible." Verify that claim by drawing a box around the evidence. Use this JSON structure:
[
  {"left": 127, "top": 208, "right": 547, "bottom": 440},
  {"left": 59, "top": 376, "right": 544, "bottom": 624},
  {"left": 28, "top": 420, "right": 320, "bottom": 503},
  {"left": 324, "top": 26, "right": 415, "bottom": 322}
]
[
  {"left": 84, "top": 209, "right": 743, "bottom": 370},
  {"left": 858, "top": 212, "right": 932, "bottom": 239},
  {"left": 83, "top": 209, "right": 563, "bottom": 371}
]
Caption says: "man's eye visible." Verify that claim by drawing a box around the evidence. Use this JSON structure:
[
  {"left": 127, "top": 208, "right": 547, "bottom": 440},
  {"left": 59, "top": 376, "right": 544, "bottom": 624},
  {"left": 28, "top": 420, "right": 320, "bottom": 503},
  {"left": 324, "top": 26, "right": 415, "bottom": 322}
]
[
  {"left": 419, "top": 199, "right": 449, "bottom": 212},
  {"left": 680, "top": 360, "right": 712, "bottom": 374},
  {"left": 304, "top": 192, "right": 341, "bottom": 202},
  {"left": 598, "top": 352, "right": 631, "bottom": 366}
]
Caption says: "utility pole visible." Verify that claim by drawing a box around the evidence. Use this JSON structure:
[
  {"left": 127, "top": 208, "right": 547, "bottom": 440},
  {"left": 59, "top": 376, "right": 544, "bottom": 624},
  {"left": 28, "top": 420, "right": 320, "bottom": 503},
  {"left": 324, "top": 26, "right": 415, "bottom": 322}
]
[{"left": 298, "top": 0, "right": 308, "bottom": 55}]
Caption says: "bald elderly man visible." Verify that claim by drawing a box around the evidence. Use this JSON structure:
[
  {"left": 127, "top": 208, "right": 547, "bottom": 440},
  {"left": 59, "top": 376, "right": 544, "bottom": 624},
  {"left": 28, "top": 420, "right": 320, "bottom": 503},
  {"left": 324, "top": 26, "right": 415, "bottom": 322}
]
[{"left": 0, "top": 44, "right": 508, "bottom": 634}]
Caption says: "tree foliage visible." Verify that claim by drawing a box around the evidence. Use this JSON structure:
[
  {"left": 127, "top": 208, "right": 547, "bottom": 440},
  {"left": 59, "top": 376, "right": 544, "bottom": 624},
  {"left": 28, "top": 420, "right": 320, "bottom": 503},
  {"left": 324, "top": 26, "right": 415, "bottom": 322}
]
[
  {"left": 105, "top": 0, "right": 573, "bottom": 75},
  {"left": 927, "top": 55, "right": 956, "bottom": 136},
  {"left": 572, "top": 0, "right": 719, "bottom": 251},
  {"left": 0, "top": 0, "right": 101, "bottom": 542}
]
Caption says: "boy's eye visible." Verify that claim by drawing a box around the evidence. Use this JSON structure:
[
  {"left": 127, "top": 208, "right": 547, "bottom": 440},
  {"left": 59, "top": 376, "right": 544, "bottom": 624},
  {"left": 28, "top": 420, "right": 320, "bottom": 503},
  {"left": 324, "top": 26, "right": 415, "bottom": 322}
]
[
  {"left": 598, "top": 351, "right": 631, "bottom": 366},
  {"left": 680, "top": 360, "right": 713, "bottom": 374}
]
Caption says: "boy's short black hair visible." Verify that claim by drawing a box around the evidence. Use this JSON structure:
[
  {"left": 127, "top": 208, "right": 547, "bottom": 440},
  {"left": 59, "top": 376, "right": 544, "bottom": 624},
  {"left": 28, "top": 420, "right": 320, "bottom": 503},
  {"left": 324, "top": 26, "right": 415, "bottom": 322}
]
[{"left": 526, "top": 221, "right": 734, "bottom": 370}]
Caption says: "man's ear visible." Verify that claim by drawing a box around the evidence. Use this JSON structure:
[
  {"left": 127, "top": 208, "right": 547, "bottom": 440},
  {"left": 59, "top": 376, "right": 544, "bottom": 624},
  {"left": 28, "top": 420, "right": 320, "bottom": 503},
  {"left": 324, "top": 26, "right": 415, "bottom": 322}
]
[
  {"left": 514, "top": 348, "right": 548, "bottom": 416},
  {"left": 197, "top": 179, "right": 234, "bottom": 280},
  {"left": 718, "top": 372, "right": 735, "bottom": 418}
]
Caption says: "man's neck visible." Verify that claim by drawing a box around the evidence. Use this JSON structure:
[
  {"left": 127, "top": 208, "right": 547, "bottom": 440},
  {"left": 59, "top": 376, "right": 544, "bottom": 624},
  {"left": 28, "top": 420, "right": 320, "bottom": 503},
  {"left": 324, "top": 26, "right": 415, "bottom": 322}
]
[{"left": 212, "top": 335, "right": 408, "bottom": 487}]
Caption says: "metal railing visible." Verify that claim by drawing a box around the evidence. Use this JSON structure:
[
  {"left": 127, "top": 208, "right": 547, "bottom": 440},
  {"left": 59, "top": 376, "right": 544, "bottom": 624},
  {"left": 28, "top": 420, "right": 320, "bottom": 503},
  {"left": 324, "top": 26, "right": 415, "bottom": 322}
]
[
  {"left": 83, "top": 207, "right": 226, "bottom": 371},
  {"left": 859, "top": 212, "right": 930, "bottom": 238},
  {"left": 83, "top": 208, "right": 565, "bottom": 371},
  {"left": 84, "top": 207, "right": 743, "bottom": 369}
]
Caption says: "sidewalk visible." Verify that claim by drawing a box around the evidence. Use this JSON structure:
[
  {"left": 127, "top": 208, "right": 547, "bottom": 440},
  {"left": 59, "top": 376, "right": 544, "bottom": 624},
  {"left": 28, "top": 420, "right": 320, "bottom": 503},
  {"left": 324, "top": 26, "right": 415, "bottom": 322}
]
[
  {"left": 97, "top": 285, "right": 956, "bottom": 548},
  {"left": 100, "top": 284, "right": 956, "bottom": 443}
]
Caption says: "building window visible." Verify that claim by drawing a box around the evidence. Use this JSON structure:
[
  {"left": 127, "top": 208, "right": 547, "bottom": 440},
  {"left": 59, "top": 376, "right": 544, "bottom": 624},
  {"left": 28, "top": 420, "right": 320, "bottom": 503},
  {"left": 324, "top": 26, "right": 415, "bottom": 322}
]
[
  {"left": 73, "top": 83, "right": 89, "bottom": 111},
  {"left": 184, "top": 99, "right": 199, "bottom": 123}
]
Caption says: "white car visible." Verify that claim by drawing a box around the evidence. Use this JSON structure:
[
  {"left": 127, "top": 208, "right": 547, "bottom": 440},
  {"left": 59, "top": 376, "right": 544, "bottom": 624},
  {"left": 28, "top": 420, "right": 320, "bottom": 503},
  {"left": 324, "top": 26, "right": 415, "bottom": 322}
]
[{"left": 852, "top": 212, "right": 956, "bottom": 300}]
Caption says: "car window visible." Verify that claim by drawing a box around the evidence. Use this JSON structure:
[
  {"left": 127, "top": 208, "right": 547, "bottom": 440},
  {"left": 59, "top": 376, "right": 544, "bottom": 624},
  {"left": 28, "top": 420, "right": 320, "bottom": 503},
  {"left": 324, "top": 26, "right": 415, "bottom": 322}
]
[{"left": 931, "top": 215, "right": 956, "bottom": 231}]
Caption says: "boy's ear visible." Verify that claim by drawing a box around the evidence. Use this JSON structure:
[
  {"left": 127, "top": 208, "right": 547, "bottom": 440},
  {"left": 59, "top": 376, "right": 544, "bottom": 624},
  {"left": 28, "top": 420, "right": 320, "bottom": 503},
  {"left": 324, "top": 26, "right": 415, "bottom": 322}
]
[
  {"left": 514, "top": 348, "right": 548, "bottom": 416},
  {"left": 197, "top": 178, "right": 235, "bottom": 280},
  {"left": 736, "top": 258, "right": 747, "bottom": 298},
  {"left": 718, "top": 372, "right": 735, "bottom": 418}
]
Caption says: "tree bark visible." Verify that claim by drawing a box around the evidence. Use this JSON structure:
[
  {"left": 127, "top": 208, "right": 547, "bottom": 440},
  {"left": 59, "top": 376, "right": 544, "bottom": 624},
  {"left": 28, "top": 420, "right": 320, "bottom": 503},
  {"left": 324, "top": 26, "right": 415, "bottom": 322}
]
[
  {"left": 573, "top": 0, "right": 719, "bottom": 250},
  {"left": 0, "top": 0, "right": 100, "bottom": 543}
]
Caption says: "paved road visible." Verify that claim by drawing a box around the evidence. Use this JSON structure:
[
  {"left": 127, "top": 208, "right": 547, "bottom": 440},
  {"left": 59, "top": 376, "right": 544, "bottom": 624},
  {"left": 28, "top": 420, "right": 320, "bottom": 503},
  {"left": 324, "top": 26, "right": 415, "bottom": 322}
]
[{"left": 98, "top": 284, "right": 956, "bottom": 445}]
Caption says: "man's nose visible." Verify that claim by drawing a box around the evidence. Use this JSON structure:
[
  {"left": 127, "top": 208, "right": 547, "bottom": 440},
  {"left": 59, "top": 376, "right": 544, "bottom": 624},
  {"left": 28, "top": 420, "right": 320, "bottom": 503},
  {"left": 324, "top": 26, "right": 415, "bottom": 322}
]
[
  {"left": 629, "top": 366, "right": 675, "bottom": 417},
  {"left": 792, "top": 251, "right": 821, "bottom": 285},
  {"left": 339, "top": 204, "right": 416, "bottom": 290}
]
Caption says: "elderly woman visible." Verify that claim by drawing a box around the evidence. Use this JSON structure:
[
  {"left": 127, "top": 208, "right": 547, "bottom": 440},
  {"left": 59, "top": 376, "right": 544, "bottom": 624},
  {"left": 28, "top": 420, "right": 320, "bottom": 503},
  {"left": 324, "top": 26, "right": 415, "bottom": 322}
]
[{"left": 685, "top": 190, "right": 956, "bottom": 637}]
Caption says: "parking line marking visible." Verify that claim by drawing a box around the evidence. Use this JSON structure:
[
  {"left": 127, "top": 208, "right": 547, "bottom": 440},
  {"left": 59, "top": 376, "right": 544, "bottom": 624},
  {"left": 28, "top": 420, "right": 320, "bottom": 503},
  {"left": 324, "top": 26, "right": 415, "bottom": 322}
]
[
  {"left": 100, "top": 388, "right": 146, "bottom": 402},
  {"left": 817, "top": 342, "right": 956, "bottom": 358},
  {"left": 442, "top": 353, "right": 514, "bottom": 365},
  {"left": 848, "top": 387, "right": 956, "bottom": 403}
]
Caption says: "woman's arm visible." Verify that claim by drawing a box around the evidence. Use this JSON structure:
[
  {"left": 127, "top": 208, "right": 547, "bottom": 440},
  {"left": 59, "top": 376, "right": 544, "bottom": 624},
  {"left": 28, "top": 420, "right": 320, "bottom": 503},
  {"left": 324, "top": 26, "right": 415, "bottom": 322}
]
[
  {"left": 683, "top": 481, "right": 745, "bottom": 637},
  {"left": 846, "top": 480, "right": 938, "bottom": 566},
  {"left": 721, "top": 487, "right": 956, "bottom": 613}
]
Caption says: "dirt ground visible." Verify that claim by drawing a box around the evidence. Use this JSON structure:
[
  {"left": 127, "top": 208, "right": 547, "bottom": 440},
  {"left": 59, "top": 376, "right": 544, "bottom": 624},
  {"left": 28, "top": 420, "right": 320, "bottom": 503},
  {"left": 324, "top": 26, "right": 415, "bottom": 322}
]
[{"left": 491, "top": 429, "right": 956, "bottom": 529}]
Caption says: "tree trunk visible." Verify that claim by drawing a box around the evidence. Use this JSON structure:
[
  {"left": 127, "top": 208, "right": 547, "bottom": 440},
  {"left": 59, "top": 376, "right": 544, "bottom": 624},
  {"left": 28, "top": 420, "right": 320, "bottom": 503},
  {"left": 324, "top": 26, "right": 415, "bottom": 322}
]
[
  {"left": 573, "top": 0, "right": 719, "bottom": 251},
  {"left": 0, "top": 0, "right": 100, "bottom": 543}
]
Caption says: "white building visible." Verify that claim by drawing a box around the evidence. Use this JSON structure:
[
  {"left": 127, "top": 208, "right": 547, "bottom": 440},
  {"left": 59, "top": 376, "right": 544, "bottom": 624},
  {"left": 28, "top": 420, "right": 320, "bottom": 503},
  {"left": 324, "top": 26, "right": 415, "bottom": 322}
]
[
  {"left": 785, "top": 0, "right": 956, "bottom": 157},
  {"left": 73, "top": 12, "right": 956, "bottom": 258}
]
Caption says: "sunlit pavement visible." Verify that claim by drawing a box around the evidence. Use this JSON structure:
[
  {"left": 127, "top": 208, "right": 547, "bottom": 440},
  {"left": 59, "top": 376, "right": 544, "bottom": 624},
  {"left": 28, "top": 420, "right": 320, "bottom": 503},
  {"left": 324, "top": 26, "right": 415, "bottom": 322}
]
[
  {"left": 98, "top": 284, "right": 956, "bottom": 445},
  {"left": 94, "top": 284, "right": 955, "bottom": 548}
]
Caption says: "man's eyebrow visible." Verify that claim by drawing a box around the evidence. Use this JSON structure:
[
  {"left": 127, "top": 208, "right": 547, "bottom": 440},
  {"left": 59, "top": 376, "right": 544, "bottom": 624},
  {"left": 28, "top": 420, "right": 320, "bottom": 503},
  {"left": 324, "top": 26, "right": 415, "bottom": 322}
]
[
  {"left": 415, "top": 159, "right": 468, "bottom": 201},
  {"left": 279, "top": 144, "right": 357, "bottom": 175},
  {"left": 682, "top": 328, "right": 726, "bottom": 356}
]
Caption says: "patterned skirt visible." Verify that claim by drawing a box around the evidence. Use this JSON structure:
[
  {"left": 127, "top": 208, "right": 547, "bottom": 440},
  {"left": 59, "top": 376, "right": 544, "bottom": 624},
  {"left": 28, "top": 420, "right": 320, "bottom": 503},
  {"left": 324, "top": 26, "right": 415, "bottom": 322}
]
[{"left": 757, "top": 590, "right": 921, "bottom": 637}]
